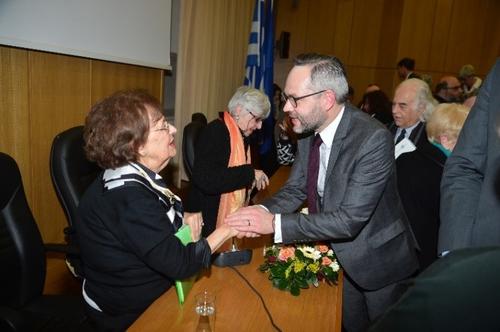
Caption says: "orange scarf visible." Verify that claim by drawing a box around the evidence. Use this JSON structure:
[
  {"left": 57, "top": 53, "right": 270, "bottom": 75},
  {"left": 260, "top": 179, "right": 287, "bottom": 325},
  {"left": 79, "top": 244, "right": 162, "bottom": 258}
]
[{"left": 216, "top": 112, "right": 251, "bottom": 249}]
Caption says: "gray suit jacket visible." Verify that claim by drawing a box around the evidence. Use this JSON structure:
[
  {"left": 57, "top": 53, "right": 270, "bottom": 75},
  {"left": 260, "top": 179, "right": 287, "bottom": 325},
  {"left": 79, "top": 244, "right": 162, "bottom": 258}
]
[
  {"left": 438, "top": 59, "right": 500, "bottom": 252},
  {"left": 263, "top": 105, "right": 418, "bottom": 290}
]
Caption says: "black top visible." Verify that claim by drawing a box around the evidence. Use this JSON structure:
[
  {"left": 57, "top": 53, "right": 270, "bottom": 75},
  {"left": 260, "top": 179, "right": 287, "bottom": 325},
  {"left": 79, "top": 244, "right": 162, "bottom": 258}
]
[
  {"left": 77, "top": 173, "right": 211, "bottom": 319},
  {"left": 185, "top": 118, "right": 254, "bottom": 236}
]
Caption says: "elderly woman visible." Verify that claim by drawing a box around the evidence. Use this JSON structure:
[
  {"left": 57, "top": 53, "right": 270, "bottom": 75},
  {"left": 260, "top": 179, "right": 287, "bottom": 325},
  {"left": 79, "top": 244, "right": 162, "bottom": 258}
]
[
  {"left": 185, "top": 86, "right": 270, "bottom": 241},
  {"left": 77, "top": 90, "right": 237, "bottom": 331},
  {"left": 426, "top": 103, "right": 470, "bottom": 156}
]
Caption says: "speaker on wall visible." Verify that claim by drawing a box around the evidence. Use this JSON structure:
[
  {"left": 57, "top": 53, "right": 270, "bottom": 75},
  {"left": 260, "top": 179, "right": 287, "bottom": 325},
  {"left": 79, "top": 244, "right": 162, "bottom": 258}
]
[{"left": 278, "top": 31, "right": 290, "bottom": 59}]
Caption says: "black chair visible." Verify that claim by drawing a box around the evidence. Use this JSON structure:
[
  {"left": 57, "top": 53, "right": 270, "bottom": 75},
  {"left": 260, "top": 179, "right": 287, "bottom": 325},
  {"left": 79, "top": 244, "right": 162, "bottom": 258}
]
[
  {"left": 49, "top": 126, "right": 101, "bottom": 277},
  {"left": 0, "top": 152, "right": 90, "bottom": 332},
  {"left": 182, "top": 116, "right": 206, "bottom": 180}
]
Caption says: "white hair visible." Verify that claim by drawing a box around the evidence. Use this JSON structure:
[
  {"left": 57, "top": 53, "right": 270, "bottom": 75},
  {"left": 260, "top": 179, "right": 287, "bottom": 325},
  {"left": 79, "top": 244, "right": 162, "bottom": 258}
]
[{"left": 228, "top": 86, "right": 271, "bottom": 119}]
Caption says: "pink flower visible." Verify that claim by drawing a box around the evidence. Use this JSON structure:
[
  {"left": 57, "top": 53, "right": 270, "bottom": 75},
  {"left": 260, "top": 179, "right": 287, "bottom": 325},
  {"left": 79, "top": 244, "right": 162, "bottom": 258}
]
[
  {"left": 278, "top": 246, "right": 296, "bottom": 261},
  {"left": 316, "top": 244, "right": 329, "bottom": 253},
  {"left": 321, "top": 256, "right": 332, "bottom": 266}
]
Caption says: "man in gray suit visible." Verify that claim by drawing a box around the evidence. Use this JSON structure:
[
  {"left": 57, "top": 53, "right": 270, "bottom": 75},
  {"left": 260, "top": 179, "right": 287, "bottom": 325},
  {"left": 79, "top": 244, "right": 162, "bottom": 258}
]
[
  {"left": 438, "top": 58, "right": 500, "bottom": 254},
  {"left": 226, "top": 53, "right": 419, "bottom": 332}
]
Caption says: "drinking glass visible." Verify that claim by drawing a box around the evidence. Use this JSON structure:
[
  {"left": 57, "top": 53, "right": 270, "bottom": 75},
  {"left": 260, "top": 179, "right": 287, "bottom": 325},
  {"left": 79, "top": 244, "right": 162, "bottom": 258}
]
[{"left": 194, "top": 290, "right": 215, "bottom": 332}]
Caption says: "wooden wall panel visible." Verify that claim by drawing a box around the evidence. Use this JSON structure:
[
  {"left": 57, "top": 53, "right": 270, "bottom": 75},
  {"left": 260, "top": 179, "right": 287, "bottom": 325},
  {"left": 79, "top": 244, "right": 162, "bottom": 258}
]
[
  {"left": 376, "top": 0, "right": 404, "bottom": 68},
  {"left": 1, "top": 46, "right": 166, "bottom": 243},
  {"left": 427, "top": 0, "right": 454, "bottom": 72},
  {"left": 349, "top": 0, "right": 385, "bottom": 66},
  {"left": 333, "top": 0, "right": 354, "bottom": 62},
  {"left": 29, "top": 51, "right": 91, "bottom": 242},
  {"left": 275, "top": 0, "right": 500, "bottom": 99},
  {"left": 305, "top": 0, "right": 338, "bottom": 55},
  {"left": 90, "top": 60, "right": 163, "bottom": 104},
  {"left": 397, "top": 0, "right": 437, "bottom": 70},
  {"left": 444, "top": 0, "right": 490, "bottom": 73},
  {"left": 274, "top": 0, "right": 309, "bottom": 57},
  {"left": 479, "top": 0, "right": 500, "bottom": 75},
  {"left": 0, "top": 46, "right": 32, "bottom": 201}
]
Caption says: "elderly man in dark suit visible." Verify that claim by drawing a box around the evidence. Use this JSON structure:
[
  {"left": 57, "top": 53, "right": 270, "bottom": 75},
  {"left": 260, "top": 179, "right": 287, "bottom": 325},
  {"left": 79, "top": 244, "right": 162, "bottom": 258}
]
[
  {"left": 439, "top": 58, "right": 500, "bottom": 254},
  {"left": 391, "top": 79, "right": 446, "bottom": 270},
  {"left": 226, "top": 53, "right": 419, "bottom": 332}
]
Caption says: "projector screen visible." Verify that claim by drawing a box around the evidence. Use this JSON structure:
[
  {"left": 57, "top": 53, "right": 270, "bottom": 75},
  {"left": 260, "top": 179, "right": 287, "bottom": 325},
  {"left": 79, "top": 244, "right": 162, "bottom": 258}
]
[{"left": 0, "top": 0, "right": 172, "bottom": 69}]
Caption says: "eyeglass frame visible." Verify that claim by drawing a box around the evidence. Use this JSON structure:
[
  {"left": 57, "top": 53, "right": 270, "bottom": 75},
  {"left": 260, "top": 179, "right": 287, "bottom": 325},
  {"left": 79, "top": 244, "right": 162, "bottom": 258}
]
[
  {"left": 246, "top": 110, "right": 264, "bottom": 123},
  {"left": 281, "top": 90, "right": 326, "bottom": 108},
  {"left": 153, "top": 119, "right": 171, "bottom": 133}
]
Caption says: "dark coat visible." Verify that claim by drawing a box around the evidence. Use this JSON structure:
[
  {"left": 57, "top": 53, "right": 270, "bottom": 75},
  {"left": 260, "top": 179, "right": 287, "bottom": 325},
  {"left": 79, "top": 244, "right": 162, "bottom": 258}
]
[
  {"left": 396, "top": 130, "right": 446, "bottom": 270},
  {"left": 389, "top": 121, "right": 446, "bottom": 269},
  {"left": 185, "top": 118, "right": 254, "bottom": 237},
  {"left": 370, "top": 247, "right": 500, "bottom": 332}
]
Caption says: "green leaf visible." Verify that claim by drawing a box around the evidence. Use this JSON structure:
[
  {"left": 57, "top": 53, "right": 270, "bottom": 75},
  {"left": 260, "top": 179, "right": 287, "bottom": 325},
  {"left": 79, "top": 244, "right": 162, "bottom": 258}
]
[{"left": 290, "top": 284, "right": 300, "bottom": 296}]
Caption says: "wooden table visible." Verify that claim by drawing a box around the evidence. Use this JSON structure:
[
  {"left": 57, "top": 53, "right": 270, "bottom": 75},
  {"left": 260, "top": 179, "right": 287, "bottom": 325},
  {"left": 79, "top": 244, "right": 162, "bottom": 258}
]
[
  {"left": 128, "top": 247, "right": 342, "bottom": 332},
  {"left": 129, "top": 166, "right": 343, "bottom": 331}
]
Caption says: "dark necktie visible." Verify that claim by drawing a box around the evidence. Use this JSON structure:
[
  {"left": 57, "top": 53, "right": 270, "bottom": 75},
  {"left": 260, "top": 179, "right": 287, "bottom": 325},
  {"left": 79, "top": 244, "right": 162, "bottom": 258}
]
[
  {"left": 307, "top": 134, "right": 323, "bottom": 214},
  {"left": 395, "top": 128, "right": 406, "bottom": 145}
]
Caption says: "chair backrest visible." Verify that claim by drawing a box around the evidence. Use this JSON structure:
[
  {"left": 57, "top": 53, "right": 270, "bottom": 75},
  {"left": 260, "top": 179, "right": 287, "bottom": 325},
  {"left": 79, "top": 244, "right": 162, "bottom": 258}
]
[
  {"left": 0, "top": 152, "right": 46, "bottom": 308},
  {"left": 191, "top": 112, "right": 207, "bottom": 125},
  {"left": 182, "top": 121, "right": 206, "bottom": 180},
  {"left": 50, "top": 126, "right": 101, "bottom": 228}
]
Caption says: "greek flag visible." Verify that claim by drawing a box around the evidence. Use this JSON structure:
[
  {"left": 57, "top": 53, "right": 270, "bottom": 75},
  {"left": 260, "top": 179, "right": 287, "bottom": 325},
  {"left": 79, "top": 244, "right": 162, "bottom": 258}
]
[{"left": 244, "top": 0, "right": 274, "bottom": 156}]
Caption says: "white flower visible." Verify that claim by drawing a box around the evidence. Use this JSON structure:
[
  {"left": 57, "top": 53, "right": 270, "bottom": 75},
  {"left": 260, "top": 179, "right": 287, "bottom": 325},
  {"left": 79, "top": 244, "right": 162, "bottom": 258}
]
[
  {"left": 327, "top": 249, "right": 334, "bottom": 257},
  {"left": 330, "top": 260, "right": 340, "bottom": 272},
  {"left": 300, "top": 207, "right": 309, "bottom": 215},
  {"left": 299, "top": 246, "right": 322, "bottom": 260}
]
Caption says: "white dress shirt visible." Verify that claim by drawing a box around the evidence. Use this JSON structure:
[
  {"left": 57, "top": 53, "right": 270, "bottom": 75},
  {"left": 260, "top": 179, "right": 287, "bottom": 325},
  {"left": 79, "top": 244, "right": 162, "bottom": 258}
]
[{"left": 394, "top": 121, "right": 420, "bottom": 144}]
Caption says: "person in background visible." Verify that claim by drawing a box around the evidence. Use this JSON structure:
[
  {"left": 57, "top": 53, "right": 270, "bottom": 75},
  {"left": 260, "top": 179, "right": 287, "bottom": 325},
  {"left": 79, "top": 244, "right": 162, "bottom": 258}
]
[
  {"left": 392, "top": 79, "right": 445, "bottom": 271},
  {"left": 433, "top": 76, "right": 463, "bottom": 103},
  {"left": 459, "top": 64, "right": 482, "bottom": 98},
  {"left": 369, "top": 246, "right": 500, "bottom": 332},
  {"left": 276, "top": 114, "right": 297, "bottom": 165},
  {"left": 77, "top": 90, "right": 237, "bottom": 331},
  {"left": 369, "top": 110, "right": 500, "bottom": 332},
  {"left": 359, "top": 90, "right": 393, "bottom": 126},
  {"left": 226, "top": 53, "right": 418, "bottom": 332},
  {"left": 426, "top": 103, "right": 470, "bottom": 156},
  {"left": 389, "top": 78, "right": 436, "bottom": 146},
  {"left": 365, "top": 83, "right": 380, "bottom": 94},
  {"left": 438, "top": 58, "right": 500, "bottom": 254},
  {"left": 397, "top": 57, "right": 420, "bottom": 81},
  {"left": 463, "top": 94, "right": 477, "bottom": 108},
  {"left": 185, "top": 86, "right": 270, "bottom": 240}
]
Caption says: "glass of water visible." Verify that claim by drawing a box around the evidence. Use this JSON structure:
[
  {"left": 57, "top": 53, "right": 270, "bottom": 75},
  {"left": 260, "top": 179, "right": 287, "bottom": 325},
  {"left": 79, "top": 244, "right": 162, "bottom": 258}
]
[{"left": 194, "top": 290, "right": 215, "bottom": 332}]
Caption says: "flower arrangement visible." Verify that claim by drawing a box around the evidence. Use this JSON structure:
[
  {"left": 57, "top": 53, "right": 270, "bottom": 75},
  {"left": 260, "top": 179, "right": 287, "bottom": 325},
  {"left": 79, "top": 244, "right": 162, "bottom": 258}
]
[{"left": 259, "top": 243, "right": 340, "bottom": 296}]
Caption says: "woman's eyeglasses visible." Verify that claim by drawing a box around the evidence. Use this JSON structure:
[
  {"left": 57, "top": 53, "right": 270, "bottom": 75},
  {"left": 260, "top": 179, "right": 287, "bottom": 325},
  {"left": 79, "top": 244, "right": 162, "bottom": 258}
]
[{"left": 153, "top": 120, "right": 170, "bottom": 133}]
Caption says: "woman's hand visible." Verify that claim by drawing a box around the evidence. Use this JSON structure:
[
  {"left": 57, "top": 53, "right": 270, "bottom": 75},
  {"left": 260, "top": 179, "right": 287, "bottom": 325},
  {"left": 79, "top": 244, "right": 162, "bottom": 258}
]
[
  {"left": 254, "top": 169, "right": 269, "bottom": 190},
  {"left": 184, "top": 212, "right": 203, "bottom": 242},
  {"left": 206, "top": 224, "right": 240, "bottom": 253}
]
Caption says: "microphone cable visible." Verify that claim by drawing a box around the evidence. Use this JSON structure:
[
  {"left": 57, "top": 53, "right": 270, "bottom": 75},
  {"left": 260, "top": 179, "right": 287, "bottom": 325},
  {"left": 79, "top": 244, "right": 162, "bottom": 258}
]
[{"left": 229, "top": 266, "right": 283, "bottom": 332}]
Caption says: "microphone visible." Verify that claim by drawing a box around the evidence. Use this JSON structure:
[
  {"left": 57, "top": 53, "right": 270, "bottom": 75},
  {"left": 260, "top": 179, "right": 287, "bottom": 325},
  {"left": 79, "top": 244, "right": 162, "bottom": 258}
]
[
  {"left": 212, "top": 239, "right": 252, "bottom": 267},
  {"left": 212, "top": 179, "right": 257, "bottom": 267}
]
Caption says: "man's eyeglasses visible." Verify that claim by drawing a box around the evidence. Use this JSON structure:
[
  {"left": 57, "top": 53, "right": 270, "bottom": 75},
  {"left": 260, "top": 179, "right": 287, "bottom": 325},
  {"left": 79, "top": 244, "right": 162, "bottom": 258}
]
[
  {"left": 281, "top": 90, "right": 326, "bottom": 107},
  {"left": 446, "top": 85, "right": 462, "bottom": 91}
]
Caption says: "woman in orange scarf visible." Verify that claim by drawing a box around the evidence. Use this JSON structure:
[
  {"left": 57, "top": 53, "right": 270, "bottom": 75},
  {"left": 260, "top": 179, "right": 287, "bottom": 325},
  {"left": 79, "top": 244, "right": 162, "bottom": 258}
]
[{"left": 185, "top": 86, "right": 271, "bottom": 248}]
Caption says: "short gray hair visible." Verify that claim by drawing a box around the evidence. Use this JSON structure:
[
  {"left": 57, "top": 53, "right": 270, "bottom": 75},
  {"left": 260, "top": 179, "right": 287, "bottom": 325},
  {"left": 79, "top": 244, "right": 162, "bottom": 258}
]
[
  {"left": 228, "top": 86, "right": 271, "bottom": 119},
  {"left": 294, "top": 53, "right": 349, "bottom": 104}
]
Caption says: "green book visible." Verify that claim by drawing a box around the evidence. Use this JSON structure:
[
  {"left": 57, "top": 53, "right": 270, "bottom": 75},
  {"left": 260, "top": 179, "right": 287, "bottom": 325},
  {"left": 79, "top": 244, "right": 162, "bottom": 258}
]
[{"left": 174, "top": 225, "right": 197, "bottom": 304}]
